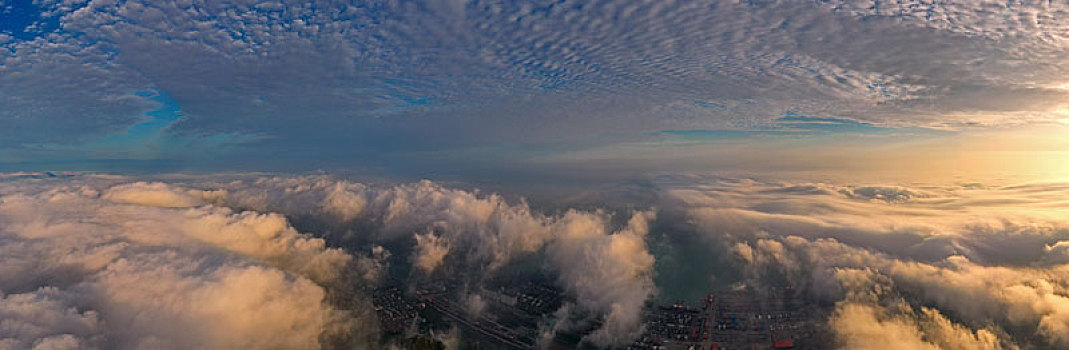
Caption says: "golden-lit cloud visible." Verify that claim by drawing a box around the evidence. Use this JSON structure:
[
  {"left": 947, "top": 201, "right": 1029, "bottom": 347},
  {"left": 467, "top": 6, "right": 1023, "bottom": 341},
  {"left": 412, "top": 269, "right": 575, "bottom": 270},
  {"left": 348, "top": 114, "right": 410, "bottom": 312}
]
[{"left": 661, "top": 175, "right": 1069, "bottom": 348}]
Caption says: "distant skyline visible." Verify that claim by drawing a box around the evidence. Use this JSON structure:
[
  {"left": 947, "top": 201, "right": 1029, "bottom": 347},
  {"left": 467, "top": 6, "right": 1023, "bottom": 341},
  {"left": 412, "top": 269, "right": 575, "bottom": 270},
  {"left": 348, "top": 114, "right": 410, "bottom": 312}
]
[{"left": 3, "top": 1, "right": 1068, "bottom": 182}]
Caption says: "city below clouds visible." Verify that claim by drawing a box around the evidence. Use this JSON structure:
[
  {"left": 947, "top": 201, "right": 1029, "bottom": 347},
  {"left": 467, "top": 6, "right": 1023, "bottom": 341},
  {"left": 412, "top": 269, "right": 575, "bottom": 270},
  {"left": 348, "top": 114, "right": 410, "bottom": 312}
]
[
  {"left": 3, "top": 1, "right": 1069, "bottom": 349},
  {"left": 3, "top": 172, "right": 1069, "bottom": 349}
]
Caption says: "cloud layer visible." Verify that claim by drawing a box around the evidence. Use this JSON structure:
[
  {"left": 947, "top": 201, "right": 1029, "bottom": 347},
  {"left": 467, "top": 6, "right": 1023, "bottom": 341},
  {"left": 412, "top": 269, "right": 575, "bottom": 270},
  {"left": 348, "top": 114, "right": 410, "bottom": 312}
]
[
  {"left": 658, "top": 175, "right": 1069, "bottom": 349},
  {"left": 0, "top": 173, "right": 662, "bottom": 348},
  {"left": 6, "top": 170, "right": 1069, "bottom": 348},
  {"left": 3, "top": 1, "right": 1068, "bottom": 169},
  {"left": 218, "top": 176, "right": 659, "bottom": 346},
  {"left": 0, "top": 176, "right": 372, "bottom": 349}
]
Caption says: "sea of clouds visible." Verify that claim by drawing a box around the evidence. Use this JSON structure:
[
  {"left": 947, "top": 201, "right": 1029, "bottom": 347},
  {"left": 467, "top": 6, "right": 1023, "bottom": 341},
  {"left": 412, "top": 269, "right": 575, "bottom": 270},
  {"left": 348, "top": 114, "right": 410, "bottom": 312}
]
[
  {"left": 0, "top": 174, "right": 377, "bottom": 350},
  {"left": 2, "top": 172, "right": 1069, "bottom": 349},
  {"left": 659, "top": 174, "right": 1069, "bottom": 349},
  {"left": 0, "top": 173, "right": 656, "bottom": 349}
]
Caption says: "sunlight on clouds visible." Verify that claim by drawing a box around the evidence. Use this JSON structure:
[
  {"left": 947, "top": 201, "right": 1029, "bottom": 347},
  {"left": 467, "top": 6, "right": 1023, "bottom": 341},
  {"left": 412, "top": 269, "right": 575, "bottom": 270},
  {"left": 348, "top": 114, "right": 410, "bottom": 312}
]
[
  {"left": 3, "top": 0, "right": 1069, "bottom": 348},
  {"left": 0, "top": 174, "right": 661, "bottom": 348},
  {"left": 660, "top": 174, "right": 1069, "bottom": 348},
  {"left": 539, "top": 123, "right": 1069, "bottom": 185},
  {"left": 3, "top": 171, "right": 1069, "bottom": 348},
  {"left": 949, "top": 125, "right": 1069, "bottom": 183}
]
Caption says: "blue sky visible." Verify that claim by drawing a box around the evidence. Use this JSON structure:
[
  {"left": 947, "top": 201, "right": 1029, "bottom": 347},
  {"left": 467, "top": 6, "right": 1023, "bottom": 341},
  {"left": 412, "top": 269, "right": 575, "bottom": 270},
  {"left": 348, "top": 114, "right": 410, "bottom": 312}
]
[
  {"left": 2, "top": 0, "right": 1068, "bottom": 180},
  {"left": 0, "top": 0, "right": 60, "bottom": 40}
]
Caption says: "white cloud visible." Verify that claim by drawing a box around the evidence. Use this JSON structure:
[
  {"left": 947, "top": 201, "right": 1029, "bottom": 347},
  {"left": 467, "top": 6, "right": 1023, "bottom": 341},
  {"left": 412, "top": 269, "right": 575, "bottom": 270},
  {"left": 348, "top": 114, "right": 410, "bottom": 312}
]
[
  {"left": 18, "top": 172, "right": 1069, "bottom": 348},
  {"left": 830, "top": 300, "right": 1003, "bottom": 350},
  {"left": 369, "top": 180, "right": 559, "bottom": 267},
  {"left": 102, "top": 181, "right": 225, "bottom": 208},
  {"left": 830, "top": 302, "right": 940, "bottom": 350},
  {"left": 28, "top": 172, "right": 1069, "bottom": 348},
  {"left": 0, "top": 287, "right": 104, "bottom": 350},
  {"left": 321, "top": 182, "right": 368, "bottom": 222},
  {"left": 0, "top": 173, "right": 662, "bottom": 348},
  {"left": 412, "top": 231, "right": 449, "bottom": 274},
  {"left": 207, "top": 175, "right": 661, "bottom": 346},
  {"left": 0, "top": 176, "right": 374, "bottom": 349},
  {"left": 664, "top": 175, "right": 1069, "bottom": 348},
  {"left": 87, "top": 257, "right": 348, "bottom": 350},
  {"left": 547, "top": 211, "right": 656, "bottom": 347}
]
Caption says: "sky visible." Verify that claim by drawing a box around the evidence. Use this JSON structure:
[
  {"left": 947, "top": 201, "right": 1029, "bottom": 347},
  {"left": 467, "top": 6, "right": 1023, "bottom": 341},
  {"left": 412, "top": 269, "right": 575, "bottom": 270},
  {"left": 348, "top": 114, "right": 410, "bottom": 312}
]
[
  {"left": 2, "top": 0, "right": 1068, "bottom": 182},
  {"left": 4, "top": 1, "right": 1069, "bottom": 350}
]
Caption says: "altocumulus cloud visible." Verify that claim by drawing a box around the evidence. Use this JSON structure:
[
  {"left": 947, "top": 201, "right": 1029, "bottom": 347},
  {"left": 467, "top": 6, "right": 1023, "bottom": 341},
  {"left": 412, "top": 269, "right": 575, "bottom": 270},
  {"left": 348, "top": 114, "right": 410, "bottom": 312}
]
[{"left": 3, "top": 1, "right": 1069, "bottom": 166}]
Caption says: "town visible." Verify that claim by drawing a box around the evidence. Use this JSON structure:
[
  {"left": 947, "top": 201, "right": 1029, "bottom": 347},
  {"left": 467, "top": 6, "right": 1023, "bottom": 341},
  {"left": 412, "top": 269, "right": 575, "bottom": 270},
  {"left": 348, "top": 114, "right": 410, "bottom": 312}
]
[{"left": 373, "top": 282, "right": 827, "bottom": 349}]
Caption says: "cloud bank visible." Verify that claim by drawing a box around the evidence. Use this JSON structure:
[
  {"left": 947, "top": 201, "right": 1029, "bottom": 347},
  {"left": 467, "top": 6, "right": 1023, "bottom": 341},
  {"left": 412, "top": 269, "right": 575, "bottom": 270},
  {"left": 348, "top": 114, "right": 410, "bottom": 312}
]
[
  {"left": 239, "top": 178, "right": 660, "bottom": 346},
  {"left": 0, "top": 173, "right": 660, "bottom": 348},
  {"left": 659, "top": 175, "right": 1069, "bottom": 349},
  {"left": 10, "top": 171, "right": 1069, "bottom": 348},
  {"left": 0, "top": 175, "right": 375, "bottom": 349}
]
